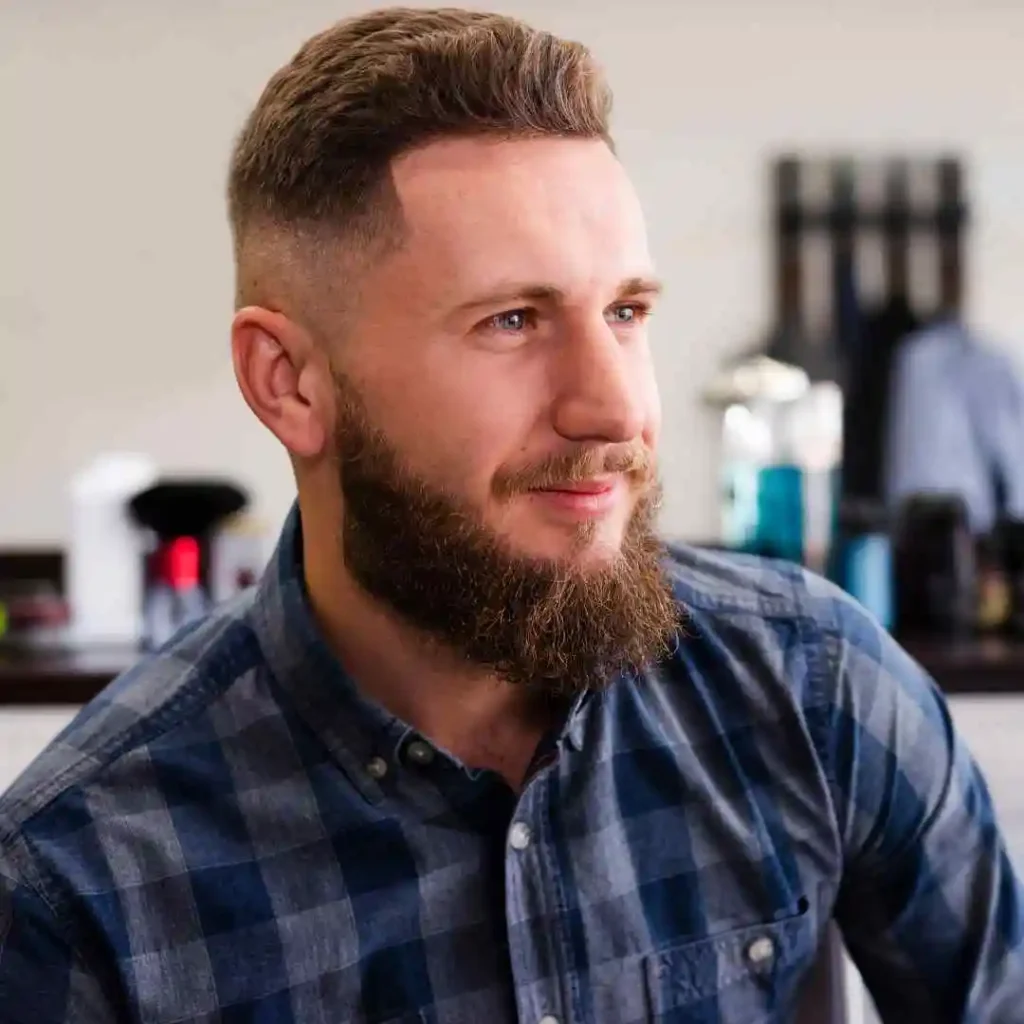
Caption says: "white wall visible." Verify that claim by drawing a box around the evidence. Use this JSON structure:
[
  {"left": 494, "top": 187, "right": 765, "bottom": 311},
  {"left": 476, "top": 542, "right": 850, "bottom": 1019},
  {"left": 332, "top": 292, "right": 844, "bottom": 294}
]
[{"left": 4, "top": 0, "right": 1024, "bottom": 547}]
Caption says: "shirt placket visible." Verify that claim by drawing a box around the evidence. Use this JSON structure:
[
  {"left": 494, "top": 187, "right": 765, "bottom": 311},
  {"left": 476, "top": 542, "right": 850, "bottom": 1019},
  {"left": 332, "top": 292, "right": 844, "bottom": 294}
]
[{"left": 504, "top": 762, "right": 578, "bottom": 1024}]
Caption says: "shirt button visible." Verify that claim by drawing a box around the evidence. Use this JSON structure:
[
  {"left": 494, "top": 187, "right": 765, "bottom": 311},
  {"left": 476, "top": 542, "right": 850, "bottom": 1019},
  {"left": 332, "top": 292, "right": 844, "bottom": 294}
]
[
  {"left": 366, "top": 756, "right": 389, "bottom": 780},
  {"left": 509, "top": 822, "right": 532, "bottom": 851},
  {"left": 745, "top": 935, "right": 775, "bottom": 967},
  {"left": 405, "top": 740, "right": 435, "bottom": 766}
]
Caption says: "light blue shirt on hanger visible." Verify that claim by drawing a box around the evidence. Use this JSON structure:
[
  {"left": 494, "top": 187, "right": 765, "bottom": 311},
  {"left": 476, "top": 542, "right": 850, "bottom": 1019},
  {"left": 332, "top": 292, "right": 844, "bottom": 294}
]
[{"left": 886, "top": 321, "right": 1024, "bottom": 532}]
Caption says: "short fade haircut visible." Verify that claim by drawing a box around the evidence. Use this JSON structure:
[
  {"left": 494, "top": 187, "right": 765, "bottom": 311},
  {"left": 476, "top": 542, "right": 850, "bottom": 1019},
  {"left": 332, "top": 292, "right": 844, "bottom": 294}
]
[{"left": 226, "top": 7, "right": 613, "bottom": 320}]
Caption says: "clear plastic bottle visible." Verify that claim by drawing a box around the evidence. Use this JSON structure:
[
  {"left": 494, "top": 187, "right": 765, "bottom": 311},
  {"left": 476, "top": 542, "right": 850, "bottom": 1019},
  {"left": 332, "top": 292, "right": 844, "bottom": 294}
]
[
  {"left": 142, "top": 537, "right": 209, "bottom": 650},
  {"left": 720, "top": 380, "right": 842, "bottom": 569}
]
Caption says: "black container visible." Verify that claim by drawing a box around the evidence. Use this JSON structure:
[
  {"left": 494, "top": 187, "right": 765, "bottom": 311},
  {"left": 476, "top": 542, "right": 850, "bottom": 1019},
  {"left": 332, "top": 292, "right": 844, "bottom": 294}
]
[
  {"left": 893, "top": 493, "right": 975, "bottom": 639},
  {"left": 997, "top": 519, "right": 1024, "bottom": 639}
]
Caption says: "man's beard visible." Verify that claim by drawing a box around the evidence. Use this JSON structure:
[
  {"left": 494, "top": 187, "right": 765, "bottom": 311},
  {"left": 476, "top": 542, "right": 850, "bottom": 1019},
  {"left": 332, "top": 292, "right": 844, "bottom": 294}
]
[{"left": 332, "top": 378, "right": 679, "bottom": 697}]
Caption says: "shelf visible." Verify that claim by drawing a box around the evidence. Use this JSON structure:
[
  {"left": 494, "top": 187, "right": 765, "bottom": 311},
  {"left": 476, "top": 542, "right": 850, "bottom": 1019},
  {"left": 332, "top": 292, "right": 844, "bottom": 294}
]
[{"left": 0, "top": 637, "right": 1022, "bottom": 706}]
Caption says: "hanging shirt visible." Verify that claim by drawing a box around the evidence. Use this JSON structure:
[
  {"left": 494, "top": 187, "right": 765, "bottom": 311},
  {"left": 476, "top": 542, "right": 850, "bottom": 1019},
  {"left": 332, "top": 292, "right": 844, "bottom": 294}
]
[{"left": 886, "top": 321, "right": 1024, "bottom": 533}]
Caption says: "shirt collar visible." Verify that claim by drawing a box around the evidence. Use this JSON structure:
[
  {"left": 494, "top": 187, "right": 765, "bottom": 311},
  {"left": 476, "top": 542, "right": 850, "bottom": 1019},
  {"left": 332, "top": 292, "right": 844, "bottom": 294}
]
[
  {"left": 249, "top": 502, "right": 600, "bottom": 792},
  {"left": 249, "top": 503, "right": 401, "bottom": 803}
]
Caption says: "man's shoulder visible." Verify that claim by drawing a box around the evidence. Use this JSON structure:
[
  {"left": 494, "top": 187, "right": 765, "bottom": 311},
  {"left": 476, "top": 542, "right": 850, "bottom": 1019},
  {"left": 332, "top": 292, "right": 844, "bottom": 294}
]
[
  {"left": 661, "top": 541, "right": 852, "bottom": 627},
  {"left": 656, "top": 542, "right": 891, "bottom": 702},
  {"left": 655, "top": 541, "right": 925, "bottom": 742},
  {"left": 0, "top": 592, "right": 266, "bottom": 844}
]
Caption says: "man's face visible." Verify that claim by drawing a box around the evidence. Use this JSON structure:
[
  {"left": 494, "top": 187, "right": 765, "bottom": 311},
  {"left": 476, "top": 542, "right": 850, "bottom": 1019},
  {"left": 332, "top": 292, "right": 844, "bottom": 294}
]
[
  {"left": 337, "top": 136, "right": 663, "bottom": 567},
  {"left": 323, "top": 136, "right": 675, "bottom": 690}
]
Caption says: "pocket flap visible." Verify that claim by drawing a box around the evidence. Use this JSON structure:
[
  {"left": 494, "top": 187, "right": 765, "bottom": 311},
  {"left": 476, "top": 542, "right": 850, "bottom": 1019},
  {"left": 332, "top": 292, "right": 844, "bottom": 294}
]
[{"left": 644, "top": 908, "right": 814, "bottom": 1015}]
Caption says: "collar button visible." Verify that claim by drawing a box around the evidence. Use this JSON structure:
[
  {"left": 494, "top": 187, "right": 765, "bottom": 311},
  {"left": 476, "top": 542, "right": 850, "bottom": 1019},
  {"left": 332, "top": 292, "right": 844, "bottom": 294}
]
[{"left": 405, "top": 739, "right": 436, "bottom": 767}]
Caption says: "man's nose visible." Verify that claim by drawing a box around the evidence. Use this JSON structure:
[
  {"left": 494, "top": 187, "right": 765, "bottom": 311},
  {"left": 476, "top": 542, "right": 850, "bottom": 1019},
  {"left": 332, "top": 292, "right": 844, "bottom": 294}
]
[{"left": 550, "top": 320, "right": 648, "bottom": 445}]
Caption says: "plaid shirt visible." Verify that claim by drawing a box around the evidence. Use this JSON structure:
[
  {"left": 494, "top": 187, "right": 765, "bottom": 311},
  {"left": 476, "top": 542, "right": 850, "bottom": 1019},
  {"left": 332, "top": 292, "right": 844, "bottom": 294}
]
[{"left": 2, "top": 507, "right": 1023, "bottom": 1023}]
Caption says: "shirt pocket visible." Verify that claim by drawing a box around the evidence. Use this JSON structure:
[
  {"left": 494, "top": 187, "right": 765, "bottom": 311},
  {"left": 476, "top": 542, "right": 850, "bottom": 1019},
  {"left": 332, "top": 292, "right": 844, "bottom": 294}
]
[
  {"left": 642, "top": 908, "right": 816, "bottom": 1023},
  {"left": 359, "top": 1013, "right": 429, "bottom": 1024}
]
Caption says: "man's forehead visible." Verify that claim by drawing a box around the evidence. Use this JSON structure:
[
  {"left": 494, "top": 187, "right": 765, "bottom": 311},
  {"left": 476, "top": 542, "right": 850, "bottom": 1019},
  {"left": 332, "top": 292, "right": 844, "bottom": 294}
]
[
  {"left": 393, "top": 136, "right": 643, "bottom": 228},
  {"left": 393, "top": 133, "right": 619, "bottom": 187},
  {"left": 386, "top": 135, "right": 652, "bottom": 303}
]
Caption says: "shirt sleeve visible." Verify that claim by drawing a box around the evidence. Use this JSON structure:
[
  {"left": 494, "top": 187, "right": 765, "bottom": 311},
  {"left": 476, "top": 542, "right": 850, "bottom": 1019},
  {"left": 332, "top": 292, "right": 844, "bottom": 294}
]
[
  {"left": 813, "top": 589, "right": 1024, "bottom": 1022},
  {"left": 0, "top": 866, "right": 118, "bottom": 1024}
]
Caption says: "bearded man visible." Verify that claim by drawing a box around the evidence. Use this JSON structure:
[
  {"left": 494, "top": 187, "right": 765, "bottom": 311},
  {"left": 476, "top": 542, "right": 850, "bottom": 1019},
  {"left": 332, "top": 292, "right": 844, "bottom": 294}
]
[{"left": 2, "top": 9, "right": 1023, "bottom": 1024}]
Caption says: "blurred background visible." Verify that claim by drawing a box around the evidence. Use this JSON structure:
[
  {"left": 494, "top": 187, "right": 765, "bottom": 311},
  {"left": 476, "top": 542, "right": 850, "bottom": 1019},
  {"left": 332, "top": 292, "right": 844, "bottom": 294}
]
[
  {"left": 6, "top": 0, "right": 1024, "bottom": 549},
  {"left": 4, "top": 3, "right": 1024, "bottom": 1018}
]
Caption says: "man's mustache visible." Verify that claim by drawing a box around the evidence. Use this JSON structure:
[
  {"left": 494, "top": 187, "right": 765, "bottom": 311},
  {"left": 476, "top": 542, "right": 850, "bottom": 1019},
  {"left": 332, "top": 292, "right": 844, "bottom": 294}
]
[{"left": 494, "top": 443, "right": 654, "bottom": 497}]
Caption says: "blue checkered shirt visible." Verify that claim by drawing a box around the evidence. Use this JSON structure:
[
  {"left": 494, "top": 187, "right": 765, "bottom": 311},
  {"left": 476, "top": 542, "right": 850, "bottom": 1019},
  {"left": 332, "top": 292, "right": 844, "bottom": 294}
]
[{"left": 2, "top": 507, "right": 1023, "bottom": 1023}]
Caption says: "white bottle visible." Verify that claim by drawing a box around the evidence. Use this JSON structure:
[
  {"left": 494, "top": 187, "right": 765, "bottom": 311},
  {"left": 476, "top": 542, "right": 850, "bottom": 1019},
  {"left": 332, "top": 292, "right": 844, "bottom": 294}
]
[{"left": 67, "top": 453, "right": 157, "bottom": 646}]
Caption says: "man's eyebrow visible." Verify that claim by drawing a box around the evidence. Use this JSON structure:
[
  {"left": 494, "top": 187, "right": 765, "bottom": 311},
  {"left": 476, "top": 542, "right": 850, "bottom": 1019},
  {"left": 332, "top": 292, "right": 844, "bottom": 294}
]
[
  {"left": 452, "top": 284, "right": 564, "bottom": 316},
  {"left": 617, "top": 275, "right": 663, "bottom": 298},
  {"left": 451, "top": 275, "right": 664, "bottom": 316}
]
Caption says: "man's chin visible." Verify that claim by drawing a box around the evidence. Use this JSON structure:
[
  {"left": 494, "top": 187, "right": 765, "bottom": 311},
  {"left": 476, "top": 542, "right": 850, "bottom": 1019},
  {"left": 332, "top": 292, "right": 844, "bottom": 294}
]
[{"left": 497, "top": 522, "right": 628, "bottom": 572}]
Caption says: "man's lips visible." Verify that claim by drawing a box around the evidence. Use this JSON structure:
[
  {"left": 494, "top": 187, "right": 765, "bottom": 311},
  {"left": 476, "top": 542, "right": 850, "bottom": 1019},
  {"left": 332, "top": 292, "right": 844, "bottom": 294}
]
[
  {"left": 527, "top": 477, "right": 622, "bottom": 515},
  {"left": 536, "top": 477, "right": 616, "bottom": 496}
]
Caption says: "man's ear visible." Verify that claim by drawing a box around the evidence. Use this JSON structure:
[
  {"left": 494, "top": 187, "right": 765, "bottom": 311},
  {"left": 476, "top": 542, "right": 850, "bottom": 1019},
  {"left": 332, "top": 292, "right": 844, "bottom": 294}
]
[{"left": 231, "top": 306, "right": 332, "bottom": 459}]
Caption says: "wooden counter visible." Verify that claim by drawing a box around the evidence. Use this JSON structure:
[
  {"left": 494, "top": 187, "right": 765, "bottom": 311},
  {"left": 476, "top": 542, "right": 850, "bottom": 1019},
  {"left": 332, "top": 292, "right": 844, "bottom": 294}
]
[
  {"left": 904, "top": 638, "right": 1024, "bottom": 696},
  {"left": 0, "top": 637, "right": 1023, "bottom": 705},
  {"left": 0, "top": 646, "right": 138, "bottom": 705}
]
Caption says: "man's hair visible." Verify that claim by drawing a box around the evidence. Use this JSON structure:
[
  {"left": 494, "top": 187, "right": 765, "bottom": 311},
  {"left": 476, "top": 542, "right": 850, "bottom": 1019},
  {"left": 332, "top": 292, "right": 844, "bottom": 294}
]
[{"left": 227, "top": 7, "right": 613, "bottom": 316}]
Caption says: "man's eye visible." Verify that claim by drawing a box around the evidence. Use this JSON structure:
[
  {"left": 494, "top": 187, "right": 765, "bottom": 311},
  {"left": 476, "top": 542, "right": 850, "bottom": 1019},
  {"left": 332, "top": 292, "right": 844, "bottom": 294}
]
[
  {"left": 607, "top": 302, "right": 651, "bottom": 325},
  {"left": 488, "top": 309, "right": 531, "bottom": 332}
]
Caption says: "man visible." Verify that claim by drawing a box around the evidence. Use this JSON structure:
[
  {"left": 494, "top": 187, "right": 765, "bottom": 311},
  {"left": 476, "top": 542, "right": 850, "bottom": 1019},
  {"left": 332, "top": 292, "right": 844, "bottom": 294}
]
[{"left": 1, "top": 8, "right": 1022, "bottom": 1022}]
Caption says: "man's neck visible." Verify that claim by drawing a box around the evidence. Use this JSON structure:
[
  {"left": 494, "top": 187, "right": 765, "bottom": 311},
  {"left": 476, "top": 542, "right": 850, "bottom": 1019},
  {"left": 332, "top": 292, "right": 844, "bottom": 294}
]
[{"left": 301, "top": 511, "right": 553, "bottom": 787}]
